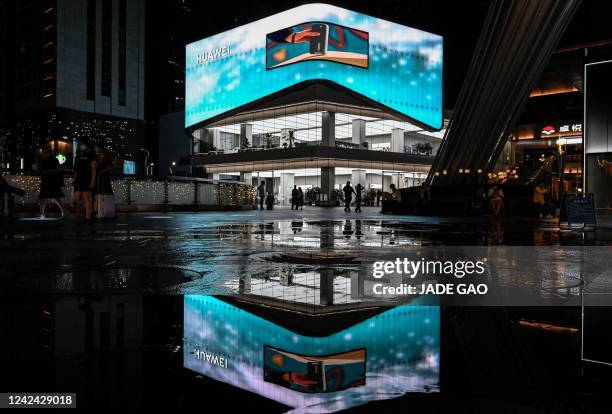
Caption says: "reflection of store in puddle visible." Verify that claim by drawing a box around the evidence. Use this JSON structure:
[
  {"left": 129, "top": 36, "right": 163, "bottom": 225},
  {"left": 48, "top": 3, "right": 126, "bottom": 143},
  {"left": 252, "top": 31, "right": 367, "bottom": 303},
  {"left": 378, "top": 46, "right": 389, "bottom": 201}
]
[
  {"left": 225, "top": 268, "right": 368, "bottom": 310},
  {"left": 224, "top": 253, "right": 430, "bottom": 311},
  {"left": 184, "top": 295, "right": 439, "bottom": 413}
]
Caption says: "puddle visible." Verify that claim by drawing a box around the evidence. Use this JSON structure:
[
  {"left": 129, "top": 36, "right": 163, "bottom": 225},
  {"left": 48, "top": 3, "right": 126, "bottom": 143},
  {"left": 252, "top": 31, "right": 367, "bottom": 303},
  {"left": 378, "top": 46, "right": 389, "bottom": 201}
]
[
  {"left": 183, "top": 295, "right": 440, "bottom": 413},
  {"left": 17, "top": 266, "right": 203, "bottom": 293}
]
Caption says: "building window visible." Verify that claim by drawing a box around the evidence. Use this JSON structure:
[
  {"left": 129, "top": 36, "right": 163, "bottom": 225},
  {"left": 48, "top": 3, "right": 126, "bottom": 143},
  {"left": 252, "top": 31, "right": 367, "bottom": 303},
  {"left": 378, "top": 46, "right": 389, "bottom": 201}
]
[
  {"left": 101, "top": 0, "right": 112, "bottom": 97},
  {"left": 118, "top": 0, "right": 126, "bottom": 105},
  {"left": 86, "top": 0, "right": 96, "bottom": 100}
]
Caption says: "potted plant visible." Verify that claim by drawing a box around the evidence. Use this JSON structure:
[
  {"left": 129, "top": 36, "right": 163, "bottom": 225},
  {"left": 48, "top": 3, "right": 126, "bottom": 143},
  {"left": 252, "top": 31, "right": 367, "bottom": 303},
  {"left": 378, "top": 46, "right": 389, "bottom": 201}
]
[
  {"left": 333, "top": 189, "right": 344, "bottom": 206},
  {"left": 305, "top": 187, "right": 320, "bottom": 206},
  {"left": 366, "top": 188, "right": 376, "bottom": 206},
  {"left": 415, "top": 142, "right": 433, "bottom": 155},
  {"left": 199, "top": 142, "right": 217, "bottom": 154}
]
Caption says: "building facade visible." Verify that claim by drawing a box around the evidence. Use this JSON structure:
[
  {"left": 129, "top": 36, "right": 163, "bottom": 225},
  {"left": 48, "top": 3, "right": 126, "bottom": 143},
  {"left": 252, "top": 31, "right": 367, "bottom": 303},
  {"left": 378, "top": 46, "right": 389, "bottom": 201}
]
[
  {"left": 186, "top": 4, "right": 445, "bottom": 205},
  {"left": 0, "top": 0, "right": 145, "bottom": 172}
]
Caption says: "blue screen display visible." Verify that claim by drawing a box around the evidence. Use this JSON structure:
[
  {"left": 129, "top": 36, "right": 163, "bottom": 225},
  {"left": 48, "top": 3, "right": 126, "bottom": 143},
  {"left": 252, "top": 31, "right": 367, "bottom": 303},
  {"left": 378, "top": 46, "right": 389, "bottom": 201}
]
[
  {"left": 123, "top": 160, "right": 135, "bottom": 175},
  {"left": 183, "top": 295, "right": 439, "bottom": 411},
  {"left": 185, "top": 4, "right": 443, "bottom": 130}
]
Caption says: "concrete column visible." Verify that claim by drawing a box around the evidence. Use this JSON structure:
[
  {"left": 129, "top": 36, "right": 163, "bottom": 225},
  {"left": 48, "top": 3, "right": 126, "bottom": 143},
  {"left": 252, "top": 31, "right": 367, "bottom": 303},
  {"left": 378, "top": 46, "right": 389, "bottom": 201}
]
[
  {"left": 321, "top": 111, "right": 335, "bottom": 147},
  {"left": 320, "top": 166, "right": 335, "bottom": 206},
  {"left": 352, "top": 119, "right": 366, "bottom": 147},
  {"left": 320, "top": 268, "right": 335, "bottom": 306},
  {"left": 239, "top": 275, "right": 251, "bottom": 294},
  {"left": 279, "top": 173, "right": 295, "bottom": 206},
  {"left": 240, "top": 124, "right": 252, "bottom": 149},
  {"left": 391, "top": 128, "right": 405, "bottom": 153},
  {"left": 240, "top": 172, "right": 252, "bottom": 185},
  {"left": 212, "top": 129, "right": 222, "bottom": 151},
  {"left": 319, "top": 223, "right": 335, "bottom": 249},
  {"left": 351, "top": 269, "right": 365, "bottom": 300},
  {"left": 351, "top": 169, "right": 366, "bottom": 189}
]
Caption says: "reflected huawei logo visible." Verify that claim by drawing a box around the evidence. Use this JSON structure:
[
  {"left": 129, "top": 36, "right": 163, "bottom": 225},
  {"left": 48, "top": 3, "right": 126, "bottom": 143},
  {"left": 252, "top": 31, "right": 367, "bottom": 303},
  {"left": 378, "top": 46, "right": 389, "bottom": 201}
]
[{"left": 193, "top": 347, "right": 229, "bottom": 369}]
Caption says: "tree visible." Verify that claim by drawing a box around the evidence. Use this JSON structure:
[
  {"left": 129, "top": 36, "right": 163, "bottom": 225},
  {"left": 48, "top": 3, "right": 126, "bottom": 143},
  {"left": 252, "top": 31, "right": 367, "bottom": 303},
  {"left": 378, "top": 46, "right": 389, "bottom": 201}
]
[{"left": 415, "top": 142, "right": 433, "bottom": 155}]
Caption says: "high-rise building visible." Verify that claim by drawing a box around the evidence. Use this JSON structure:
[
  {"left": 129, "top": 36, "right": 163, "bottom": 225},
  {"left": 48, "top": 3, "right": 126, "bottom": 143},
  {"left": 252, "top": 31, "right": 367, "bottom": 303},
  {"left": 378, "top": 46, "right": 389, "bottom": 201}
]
[{"left": 0, "top": 0, "right": 145, "bottom": 172}]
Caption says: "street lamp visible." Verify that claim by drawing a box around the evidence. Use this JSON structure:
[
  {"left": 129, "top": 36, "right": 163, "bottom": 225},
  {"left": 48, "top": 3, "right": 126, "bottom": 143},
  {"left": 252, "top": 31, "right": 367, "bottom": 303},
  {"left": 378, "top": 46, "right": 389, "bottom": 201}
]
[
  {"left": 139, "top": 148, "right": 150, "bottom": 176},
  {"left": 169, "top": 161, "right": 176, "bottom": 175},
  {"left": 556, "top": 137, "right": 567, "bottom": 196}
]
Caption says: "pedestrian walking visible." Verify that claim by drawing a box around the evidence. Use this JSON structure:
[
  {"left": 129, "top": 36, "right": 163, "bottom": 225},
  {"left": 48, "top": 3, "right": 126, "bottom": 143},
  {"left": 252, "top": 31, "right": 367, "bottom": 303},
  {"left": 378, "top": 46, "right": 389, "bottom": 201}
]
[
  {"left": 72, "top": 140, "right": 97, "bottom": 221},
  {"left": 354, "top": 183, "right": 363, "bottom": 212},
  {"left": 297, "top": 187, "right": 304, "bottom": 210},
  {"left": 343, "top": 181, "right": 356, "bottom": 212},
  {"left": 38, "top": 150, "right": 65, "bottom": 218},
  {"left": 93, "top": 144, "right": 115, "bottom": 219}
]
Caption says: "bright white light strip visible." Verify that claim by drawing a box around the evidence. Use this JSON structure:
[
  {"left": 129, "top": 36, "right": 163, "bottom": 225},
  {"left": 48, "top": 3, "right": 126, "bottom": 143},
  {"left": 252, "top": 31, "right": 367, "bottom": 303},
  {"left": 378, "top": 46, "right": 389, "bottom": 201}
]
[
  {"left": 213, "top": 111, "right": 447, "bottom": 141},
  {"left": 223, "top": 168, "right": 429, "bottom": 177}
]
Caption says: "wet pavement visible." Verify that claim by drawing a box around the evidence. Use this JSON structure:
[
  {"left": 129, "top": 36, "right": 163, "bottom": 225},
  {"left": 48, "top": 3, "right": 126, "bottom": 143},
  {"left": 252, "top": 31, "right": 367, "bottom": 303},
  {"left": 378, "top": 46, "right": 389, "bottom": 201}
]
[{"left": 1, "top": 207, "right": 612, "bottom": 412}]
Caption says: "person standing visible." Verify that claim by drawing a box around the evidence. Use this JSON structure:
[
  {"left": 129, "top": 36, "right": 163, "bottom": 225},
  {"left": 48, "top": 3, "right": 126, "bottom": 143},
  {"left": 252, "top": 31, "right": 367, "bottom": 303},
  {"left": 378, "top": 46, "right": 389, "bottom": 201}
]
[
  {"left": 291, "top": 185, "right": 299, "bottom": 210},
  {"left": 354, "top": 183, "right": 363, "bottom": 213},
  {"left": 72, "top": 140, "right": 97, "bottom": 221},
  {"left": 93, "top": 144, "right": 115, "bottom": 219},
  {"left": 38, "top": 150, "right": 65, "bottom": 218},
  {"left": 257, "top": 181, "right": 266, "bottom": 210},
  {"left": 532, "top": 180, "right": 549, "bottom": 218},
  {"left": 343, "top": 181, "right": 356, "bottom": 212},
  {"left": 487, "top": 185, "right": 504, "bottom": 216},
  {"left": 297, "top": 187, "right": 304, "bottom": 210},
  {"left": 266, "top": 191, "right": 274, "bottom": 210}
]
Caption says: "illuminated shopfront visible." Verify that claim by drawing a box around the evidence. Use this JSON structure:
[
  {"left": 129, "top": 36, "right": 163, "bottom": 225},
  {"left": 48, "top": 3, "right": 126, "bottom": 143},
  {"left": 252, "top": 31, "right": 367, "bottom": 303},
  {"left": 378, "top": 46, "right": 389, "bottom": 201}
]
[{"left": 509, "top": 120, "right": 584, "bottom": 198}]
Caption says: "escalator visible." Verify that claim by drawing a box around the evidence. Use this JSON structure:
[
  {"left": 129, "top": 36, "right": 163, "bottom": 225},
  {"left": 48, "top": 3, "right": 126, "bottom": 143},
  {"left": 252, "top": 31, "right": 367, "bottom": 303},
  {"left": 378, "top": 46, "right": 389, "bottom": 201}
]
[{"left": 518, "top": 155, "right": 555, "bottom": 185}]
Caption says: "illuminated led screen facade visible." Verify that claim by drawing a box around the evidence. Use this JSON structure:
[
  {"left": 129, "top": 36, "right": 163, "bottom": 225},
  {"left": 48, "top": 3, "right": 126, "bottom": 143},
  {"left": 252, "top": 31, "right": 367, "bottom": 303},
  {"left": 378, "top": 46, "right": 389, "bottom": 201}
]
[
  {"left": 185, "top": 4, "right": 443, "bottom": 130},
  {"left": 183, "top": 295, "right": 439, "bottom": 412}
]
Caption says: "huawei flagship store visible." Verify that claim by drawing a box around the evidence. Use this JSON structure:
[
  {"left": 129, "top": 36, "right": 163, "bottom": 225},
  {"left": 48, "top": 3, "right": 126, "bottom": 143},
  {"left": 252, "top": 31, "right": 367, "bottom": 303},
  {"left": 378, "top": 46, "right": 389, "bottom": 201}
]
[{"left": 185, "top": 4, "right": 445, "bottom": 205}]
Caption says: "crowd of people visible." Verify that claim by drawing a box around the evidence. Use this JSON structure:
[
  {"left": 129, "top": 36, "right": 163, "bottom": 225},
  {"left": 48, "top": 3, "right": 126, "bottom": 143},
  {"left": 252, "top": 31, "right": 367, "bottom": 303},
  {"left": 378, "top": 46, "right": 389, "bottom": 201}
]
[
  {"left": 36, "top": 140, "right": 115, "bottom": 222},
  {"left": 3, "top": 148, "right": 557, "bottom": 221},
  {"left": 256, "top": 180, "right": 395, "bottom": 213}
]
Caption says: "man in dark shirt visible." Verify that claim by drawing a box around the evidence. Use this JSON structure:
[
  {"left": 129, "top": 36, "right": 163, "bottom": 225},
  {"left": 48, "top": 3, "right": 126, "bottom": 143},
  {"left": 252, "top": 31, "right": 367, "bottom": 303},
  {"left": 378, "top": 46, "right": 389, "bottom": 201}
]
[
  {"left": 342, "top": 181, "right": 356, "bottom": 212},
  {"left": 291, "top": 185, "right": 299, "bottom": 210}
]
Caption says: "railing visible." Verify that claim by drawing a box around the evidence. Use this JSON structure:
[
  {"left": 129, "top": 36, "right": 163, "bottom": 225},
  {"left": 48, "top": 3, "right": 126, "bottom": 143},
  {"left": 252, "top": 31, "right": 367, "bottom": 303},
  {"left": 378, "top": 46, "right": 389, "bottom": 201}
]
[{"left": 1, "top": 174, "right": 256, "bottom": 210}]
